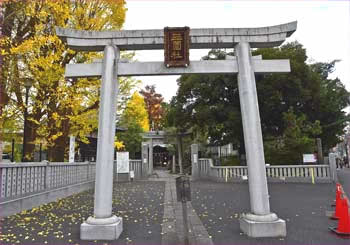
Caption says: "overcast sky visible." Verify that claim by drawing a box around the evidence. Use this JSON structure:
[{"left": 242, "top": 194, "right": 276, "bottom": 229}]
[{"left": 123, "top": 0, "right": 350, "bottom": 102}]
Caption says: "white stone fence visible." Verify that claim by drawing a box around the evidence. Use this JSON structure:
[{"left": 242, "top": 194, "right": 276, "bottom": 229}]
[
  {"left": 197, "top": 158, "right": 332, "bottom": 183},
  {"left": 0, "top": 162, "right": 96, "bottom": 200},
  {"left": 128, "top": 160, "right": 145, "bottom": 178},
  {"left": 0, "top": 160, "right": 142, "bottom": 217}
]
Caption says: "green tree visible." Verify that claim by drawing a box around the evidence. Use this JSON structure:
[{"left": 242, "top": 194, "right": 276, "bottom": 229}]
[
  {"left": 167, "top": 49, "right": 244, "bottom": 153},
  {"left": 254, "top": 43, "right": 349, "bottom": 151},
  {"left": 169, "top": 42, "right": 349, "bottom": 163},
  {"left": 264, "top": 108, "right": 322, "bottom": 164},
  {"left": 308, "top": 61, "right": 349, "bottom": 149}
]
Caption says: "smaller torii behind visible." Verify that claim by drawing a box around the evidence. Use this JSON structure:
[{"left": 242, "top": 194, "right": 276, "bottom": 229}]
[
  {"left": 56, "top": 21, "right": 297, "bottom": 240},
  {"left": 142, "top": 130, "right": 192, "bottom": 175}
]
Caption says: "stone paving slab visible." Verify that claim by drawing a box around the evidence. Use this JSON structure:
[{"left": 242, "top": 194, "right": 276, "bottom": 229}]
[
  {"left": 190, "top": 180, "right": 349, "bottom": 245},
  {"left": 153, "top": 170, "right": 213, "bottom": 245}
]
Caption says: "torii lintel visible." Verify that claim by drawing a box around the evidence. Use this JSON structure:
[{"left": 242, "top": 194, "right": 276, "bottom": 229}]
[{"left": 55, "top": 21, "right": 297, "bottom": 51}]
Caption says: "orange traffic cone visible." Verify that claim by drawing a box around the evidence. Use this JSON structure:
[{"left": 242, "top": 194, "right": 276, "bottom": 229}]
[
  {"left": 332, "top": 183, "right": 341, "bottom": 207},
  {"left": 331, "top": 189, "right": 343, "bottom": 220},
  {"left": 329, "top": 198, "right": 350, "bottom": 237}
]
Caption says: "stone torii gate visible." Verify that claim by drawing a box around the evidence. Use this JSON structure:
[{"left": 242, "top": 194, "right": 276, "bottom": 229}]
[
  {"left": 56, "top": 21, "right": 297, "bottom": 240},
  {"left": 142, "top": 131, "right": 167, "bottom": 175},
  {"left": 142, "top": 130, "right": 192, "bottom": 175}
]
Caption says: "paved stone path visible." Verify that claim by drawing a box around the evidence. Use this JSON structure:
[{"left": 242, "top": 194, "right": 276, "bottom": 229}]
[{"left": 149, "top": 170, "right": 213, "bottom": 245}]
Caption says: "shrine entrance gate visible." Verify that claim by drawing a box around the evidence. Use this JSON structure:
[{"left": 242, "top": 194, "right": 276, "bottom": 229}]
[{"left": 57, "top": 21, "right": 297, "bottom": 240}]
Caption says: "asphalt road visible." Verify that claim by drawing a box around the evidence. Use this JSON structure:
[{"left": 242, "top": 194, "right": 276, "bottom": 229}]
[
  {"left": 1, "top": 172, "right": 349, "bottom": 245},
  {"left": 337, "top": 168, "right": 350, "bottom": 199},
  {"left": 191, "top": 181, "right": 349, "bottom": 245}
]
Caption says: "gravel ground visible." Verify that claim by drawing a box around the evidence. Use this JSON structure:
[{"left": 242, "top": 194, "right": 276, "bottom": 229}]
[
  {"left": 190, "top": 181, "right": 349, "bottom": 245},
  {"left": 0, "top": 181, "right": 165, "bottom": 245}
]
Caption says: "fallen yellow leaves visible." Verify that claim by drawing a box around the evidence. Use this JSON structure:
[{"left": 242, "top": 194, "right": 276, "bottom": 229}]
[
  {"left": 0, "top": 181, "right": 165, "bottom": 244},
  {"left": 23, "top": 217, "right": 36, "bottom": 222}
]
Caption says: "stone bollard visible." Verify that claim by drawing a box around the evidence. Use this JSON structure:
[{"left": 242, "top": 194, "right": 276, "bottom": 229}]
[
  {"left": 329, "top": 153, "right": 338, "bottom": 183},
  {"left": 191, "top": 144, "right": 199, "bottom": 180}
]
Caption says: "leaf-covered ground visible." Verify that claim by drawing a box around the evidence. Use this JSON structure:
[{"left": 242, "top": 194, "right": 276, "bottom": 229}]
[
  {"left": 190, "top": 181, "right": 349, "bottom": 245},
  {"left": 0, "top": 181, "right": 165, "bottom": 245}
]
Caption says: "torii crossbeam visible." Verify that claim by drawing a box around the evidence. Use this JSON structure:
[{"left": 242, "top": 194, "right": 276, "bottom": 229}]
[{"left": 56, "top": 21, "right": 297, "bottom": 240}]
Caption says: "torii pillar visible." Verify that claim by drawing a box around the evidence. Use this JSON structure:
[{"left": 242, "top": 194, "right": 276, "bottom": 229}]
[
  {"left": 80, "top": 45, "right": 123, "bottom": 240},
  {"left": 235, "top": 42, "right": 286, "bottom": 237}
]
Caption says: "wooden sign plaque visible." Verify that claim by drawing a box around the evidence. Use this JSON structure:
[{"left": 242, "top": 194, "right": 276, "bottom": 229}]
[{"left": 164, "top": 27, "right": 190, "bottom": 67}]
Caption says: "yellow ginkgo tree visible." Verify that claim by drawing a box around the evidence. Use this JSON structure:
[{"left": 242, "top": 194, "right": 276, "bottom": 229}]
[
  {"left": 0, "top": 0, "right": 138, "bottom": 161},
  {"left": 117, "top": 92, "right": 150, "bottom": 158}
]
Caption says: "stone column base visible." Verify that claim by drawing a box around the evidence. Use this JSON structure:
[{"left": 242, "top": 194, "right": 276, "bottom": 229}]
[
  {"left": 239, "top": 213, "right": 286, "bottom": 238},
  {"left": 80, "top": 216, "right": 123, "bottom": 240}
]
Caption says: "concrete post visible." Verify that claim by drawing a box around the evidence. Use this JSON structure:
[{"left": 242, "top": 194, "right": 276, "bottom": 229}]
[
  {"left": 86, "top": 161, "right": 90, "bottom": 181},
  {"left": 172, "top": 154, "right": 176, "bottom": 173},
  {"left": 80, "top": 45, "right": 122, "bottom": 240},
  {"left": 235, "top": 42, "right": 286, "bottom": 237},
  {"left": 44, "top": 161, "right": 50, "bottom": 189},
  {"left": 178, "top": 136, "right": 183, "bottom": 174},
  {"left": 149, "top": 139, "right": 153, "bottom": 175},
  {"left": 141, "top": 142, "right": 149, "bottom": 178},
  {"left": 329, "top": 153, "right": 338, "bottom": 182},
  {"left": 69, "top": 136, "right": 75, "bottom": 163},
  {"left": 191, "top": 144, "right": 199, "bottom": 180}
]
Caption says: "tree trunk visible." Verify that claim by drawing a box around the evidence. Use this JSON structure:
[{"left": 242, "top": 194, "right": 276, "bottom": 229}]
[
  {"left": 48, "top": 133, "right": 68, "bottom": 162},
  {"left": 47, "top": 117, "right": 70, "bottom": 162},
  {"left": 23, "top": 119, "right": 37, "bottom": 161}
]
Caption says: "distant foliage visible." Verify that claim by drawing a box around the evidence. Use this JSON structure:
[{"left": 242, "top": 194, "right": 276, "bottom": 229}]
[
  {"left": 117, "top": 92, "right": 149, "bottom": 158},
  {"left": 140, "top": 85, "right": 166, "bottom": 131},
  {"left": 120, "top": 92, "right": 150, "bottom": 132}
]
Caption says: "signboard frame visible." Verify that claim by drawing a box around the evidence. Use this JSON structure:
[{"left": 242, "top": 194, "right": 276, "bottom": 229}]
[
  {"left": 303, "top": 153, "right": 317, "bottom": 163},
  {"left": 164, "top": 27, "right": 190, "bottom": 67},
  {"left": 116, "top": 152, "right": 129, "bottom": 173}
]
